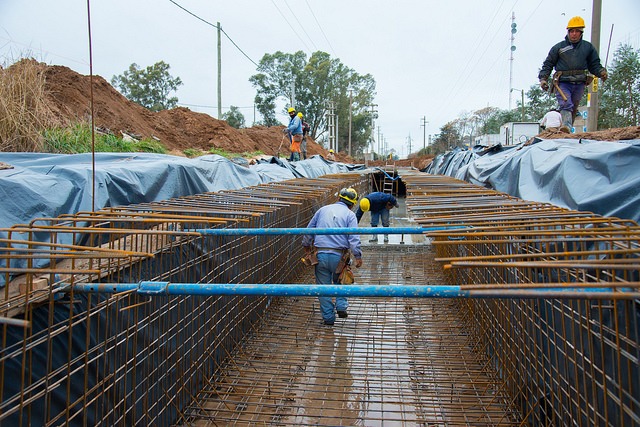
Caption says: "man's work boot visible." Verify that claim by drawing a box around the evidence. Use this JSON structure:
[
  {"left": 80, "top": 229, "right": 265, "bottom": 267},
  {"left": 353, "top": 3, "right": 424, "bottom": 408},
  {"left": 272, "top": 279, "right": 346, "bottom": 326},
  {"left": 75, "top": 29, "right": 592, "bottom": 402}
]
[
  {"left": 383, "top": 234, "right": 389, "bottom": 243},
  {"left": 369, "top": 235, "right": 378, "bottom": 243},
  {"left": 560, "top": 110, "right": 572, "bottom": 133}
]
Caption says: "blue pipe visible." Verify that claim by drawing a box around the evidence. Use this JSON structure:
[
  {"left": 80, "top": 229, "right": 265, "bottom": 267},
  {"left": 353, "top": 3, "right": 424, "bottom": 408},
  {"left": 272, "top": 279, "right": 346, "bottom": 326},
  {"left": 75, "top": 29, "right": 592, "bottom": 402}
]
[
  {"left": 71, "top": 282, "right": 628, "bottom": 299},
  {"left": 189, "top": 226, "right": 464, "bottom": 236}
]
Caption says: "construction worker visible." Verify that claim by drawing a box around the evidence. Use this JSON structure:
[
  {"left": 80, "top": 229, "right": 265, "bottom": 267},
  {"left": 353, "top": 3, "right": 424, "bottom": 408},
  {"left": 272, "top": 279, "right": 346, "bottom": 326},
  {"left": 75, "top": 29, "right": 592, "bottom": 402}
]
[
  {"left": 540, "top": 108, "right": 563, "bottom": 131},
  {"left": 327, "top": 149, "right": 336, "bottom": 161},
  {"left": 298, "top": 112, "right": 310, "bottom": 160},
  {"left": 302, "top": 188, "right": 363, "bottom": 326},
  {"left": 283, "top": 107, "right": 303, "bottom": 161},
  {"left": 355, "top": 191, "right": 399, "bottom": 243},
  {"left": 538, "top": 16, "right": 607, "bottom": 132}
]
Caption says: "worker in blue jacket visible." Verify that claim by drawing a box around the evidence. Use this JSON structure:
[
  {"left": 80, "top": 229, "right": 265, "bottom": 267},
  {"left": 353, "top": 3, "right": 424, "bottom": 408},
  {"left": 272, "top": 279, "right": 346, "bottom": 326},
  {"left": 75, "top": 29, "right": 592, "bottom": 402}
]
[
  {"left": 538, "top": 16, "right": 607, "bottom": 131},
  {"left": 355, "top": 191, "right": 399, "bottom": 243}
]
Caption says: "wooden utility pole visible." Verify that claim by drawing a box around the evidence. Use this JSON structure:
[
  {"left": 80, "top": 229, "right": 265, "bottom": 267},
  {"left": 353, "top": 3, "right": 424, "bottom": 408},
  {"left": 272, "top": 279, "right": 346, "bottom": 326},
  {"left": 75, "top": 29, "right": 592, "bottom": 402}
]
[
  {"left": 217, "top": 22, "right": 222, "bottom": 119},
  {"left": 587, "top": 0, "right": 602, "bottom": 131},
  {"left": 420, "top": 116, "right": 428, "bottom": 150},
  {"left": 348, "top": 90, "right": 353, "bottom": 157}
]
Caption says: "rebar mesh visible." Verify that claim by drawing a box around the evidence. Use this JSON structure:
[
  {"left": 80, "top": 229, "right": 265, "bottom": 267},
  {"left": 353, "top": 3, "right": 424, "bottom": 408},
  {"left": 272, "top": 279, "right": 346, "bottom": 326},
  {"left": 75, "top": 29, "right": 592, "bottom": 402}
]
[{"left": 0, "top": 169, "right": 638, "bottom": 426}]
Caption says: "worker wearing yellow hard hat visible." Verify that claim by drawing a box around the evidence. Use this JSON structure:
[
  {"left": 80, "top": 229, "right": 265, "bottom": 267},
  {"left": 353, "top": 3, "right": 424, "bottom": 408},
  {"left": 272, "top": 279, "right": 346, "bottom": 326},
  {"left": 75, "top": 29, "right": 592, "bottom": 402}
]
[
  {"left": 301, "top": 187, "right": 363, "bottom": 325},
  {"left": 355, "top": 192, "right": 399, "bottom": 243},
  {"left": 327, "top": 149, "right": 336, "bottom": 161},
  {"left": 283, "top": 107, "right": 303, "bottom": 161},
  {"left": 538, "top": 16, "right": 607, "bottom": 132}
]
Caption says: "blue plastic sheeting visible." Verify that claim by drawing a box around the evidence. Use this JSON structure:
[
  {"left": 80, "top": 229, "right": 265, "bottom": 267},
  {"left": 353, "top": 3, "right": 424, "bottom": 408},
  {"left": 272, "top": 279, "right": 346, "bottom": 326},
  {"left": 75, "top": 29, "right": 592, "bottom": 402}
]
[
  {"left": 0, "top": 152, "right": 364, "bottom": 285},
  {"left": 425, "top": 139, "right": 640, "bottom": 223}
]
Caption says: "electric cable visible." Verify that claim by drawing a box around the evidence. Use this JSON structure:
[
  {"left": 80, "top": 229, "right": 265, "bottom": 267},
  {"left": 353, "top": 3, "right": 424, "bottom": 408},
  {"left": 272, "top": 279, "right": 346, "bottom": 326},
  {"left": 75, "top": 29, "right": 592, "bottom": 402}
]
[{"left": 168, "top": 0, "right": 259, "bottom": 67}]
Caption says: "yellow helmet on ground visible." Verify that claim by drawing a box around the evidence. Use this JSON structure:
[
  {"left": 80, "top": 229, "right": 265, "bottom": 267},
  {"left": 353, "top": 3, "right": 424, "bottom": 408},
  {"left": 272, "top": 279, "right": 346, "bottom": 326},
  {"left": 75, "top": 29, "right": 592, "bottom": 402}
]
[
  {"left": 339, "top": 188, "right": 358, "bottom": 205},
  {"left": 287, "top": 107, "right": 296, "bottom": 113},
  {"left": 297, "top": 112, "right": 303, "bottom": 118},
  {"left": 566, "top": 16, "right": 585, "bottom": 30},
  {"left": 359, "top": 197, "right": 370, "bottom": 212}
]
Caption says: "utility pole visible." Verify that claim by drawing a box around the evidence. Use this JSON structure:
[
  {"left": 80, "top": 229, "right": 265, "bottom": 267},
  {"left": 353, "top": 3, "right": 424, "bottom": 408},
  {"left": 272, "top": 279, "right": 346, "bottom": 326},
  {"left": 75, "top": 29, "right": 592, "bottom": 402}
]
[
  {"left": 348, "top": 89, "right": 353, "bottom": 157},
  {"left": 587, "top": 0, "right": 602, "bottom": 131},
  {"left": 369, "top": 104, "right": 378, "bottom": 154},
  {"left": 217, "top": 22, "right": 222, "bottom": 119},
  {"left": 326, "top": 101, "right": 336, "bottom": 152},
  {"left": 508, "top": 12, "right": 517, "bottom": 110},
  {"left": 407, "top": 134, "right": 412, "bottom": 155},
  {"left": 420, "top": 116, "right": 428, "bottom": 150}
]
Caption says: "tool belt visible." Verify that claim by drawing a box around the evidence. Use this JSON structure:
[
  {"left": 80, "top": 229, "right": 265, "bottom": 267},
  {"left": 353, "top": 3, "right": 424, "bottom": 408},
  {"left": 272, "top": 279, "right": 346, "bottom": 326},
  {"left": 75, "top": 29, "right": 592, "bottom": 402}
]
[
  {"left": 335, "top": 249, "right": 355, "bottom": 284},
  {"left": 553, "top": 70, "right": 588, "bottom": 85}
]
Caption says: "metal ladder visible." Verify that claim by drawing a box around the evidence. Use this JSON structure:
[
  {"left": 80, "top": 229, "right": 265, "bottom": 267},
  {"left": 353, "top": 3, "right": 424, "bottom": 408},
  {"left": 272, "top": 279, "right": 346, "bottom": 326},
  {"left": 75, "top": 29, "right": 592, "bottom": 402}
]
[{"left": 382, "top": 160, "right": 395, "bottom": 195}]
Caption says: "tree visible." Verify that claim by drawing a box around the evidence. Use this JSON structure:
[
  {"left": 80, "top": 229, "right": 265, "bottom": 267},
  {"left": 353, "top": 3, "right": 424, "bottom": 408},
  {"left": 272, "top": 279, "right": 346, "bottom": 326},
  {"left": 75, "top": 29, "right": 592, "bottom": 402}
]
[
  {"left": 524, "top": 84, "right": 556, "bottom": 121},
  {"left": 599, "top": 43, "right": 640, "bottom": 128},
  {"left": 250, "top": 51, "right": 376, "bottom": 154},
  {"left": 431, "top": 121, "right": 462, "bottom": 155},
  {"left": 222, "top": 106, "right": 246, "bottom": 129},
  {"left": 111, "top": 61, "right": 182, "bottom": 112}
]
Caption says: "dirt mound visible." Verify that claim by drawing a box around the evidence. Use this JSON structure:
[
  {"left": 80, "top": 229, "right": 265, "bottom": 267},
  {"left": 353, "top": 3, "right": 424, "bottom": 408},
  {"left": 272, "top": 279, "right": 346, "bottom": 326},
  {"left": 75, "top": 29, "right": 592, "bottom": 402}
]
[
  {"left": 11, "top": 60, "right": 333, "bottom": 158},
  {"left": 538, "top": 126, "right": 640, "bottom": 141}
]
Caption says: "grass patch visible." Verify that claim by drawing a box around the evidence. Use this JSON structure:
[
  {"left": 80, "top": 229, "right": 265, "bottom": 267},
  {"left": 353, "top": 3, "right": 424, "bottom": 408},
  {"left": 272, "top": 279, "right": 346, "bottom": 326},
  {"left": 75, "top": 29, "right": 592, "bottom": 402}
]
[
  {"left": 42, "top": 122, "right": 167, "bottom": 154},
  {"left": 183, "top": 148, "right": 204, "bottom": 158}
]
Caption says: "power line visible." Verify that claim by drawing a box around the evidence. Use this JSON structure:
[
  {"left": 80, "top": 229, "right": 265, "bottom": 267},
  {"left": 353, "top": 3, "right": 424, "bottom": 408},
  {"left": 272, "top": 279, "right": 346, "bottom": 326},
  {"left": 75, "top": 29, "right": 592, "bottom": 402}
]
[
  {"left": 304, "top": 0, "right": 337, "bottom": 57},
  {"left": 168, "top": 0, "right": 259, "bottom": 67},
  {"left": 283, "top": 0, "right": 318, "bottom": 51},
  {"left": 269, "top": 0, "right": 313, "bottom": 54}
]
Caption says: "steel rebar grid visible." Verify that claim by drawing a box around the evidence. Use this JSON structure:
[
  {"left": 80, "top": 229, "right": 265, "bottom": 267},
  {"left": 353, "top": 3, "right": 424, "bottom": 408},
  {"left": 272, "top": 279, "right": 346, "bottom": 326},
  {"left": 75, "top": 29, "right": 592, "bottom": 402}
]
[
  {"left": 183, "top": 245, "right": 520, "bottom": 426},
  {"left": 400, "top": 170, "right": 640, "bottom": 426},
  {"left": 0, "top": 175, "right": 369, "bottom": 426}
]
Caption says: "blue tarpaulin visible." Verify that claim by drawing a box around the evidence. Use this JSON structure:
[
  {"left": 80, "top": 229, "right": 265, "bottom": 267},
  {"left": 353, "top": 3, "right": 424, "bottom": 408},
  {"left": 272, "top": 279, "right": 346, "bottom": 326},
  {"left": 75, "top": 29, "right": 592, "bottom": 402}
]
[{"left": 425, "top": 138, "right": 640, "bottom": 223}]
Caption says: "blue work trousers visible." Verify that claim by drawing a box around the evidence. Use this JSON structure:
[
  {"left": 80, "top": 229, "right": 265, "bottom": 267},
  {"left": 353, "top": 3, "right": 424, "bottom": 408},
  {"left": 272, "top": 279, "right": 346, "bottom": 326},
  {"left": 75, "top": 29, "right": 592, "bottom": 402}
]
[
  {"left": 370, "top": 208, "right": 390, "bottom": 228},
  {"left": 315, "top": 252, "right": 348, "bottom": 323},
  {"left": 556, "top": 82, "right": 585, "bottom": 116}
]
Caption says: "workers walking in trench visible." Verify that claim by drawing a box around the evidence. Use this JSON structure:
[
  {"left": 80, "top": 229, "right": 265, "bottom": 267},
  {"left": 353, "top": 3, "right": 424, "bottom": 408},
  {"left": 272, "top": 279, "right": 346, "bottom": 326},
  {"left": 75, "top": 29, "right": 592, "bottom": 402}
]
[
  {"left": 355, "top": 191, "right": 399, "bottom": 243},
  {"left": 302, "top": 188, "right": 363, "bottom": 326},
  {"left": 538, "top": 16, "right": 607, "bottom": 133},
  {"left": 283, "top": 107, "right": 303, "bottom": 161}
]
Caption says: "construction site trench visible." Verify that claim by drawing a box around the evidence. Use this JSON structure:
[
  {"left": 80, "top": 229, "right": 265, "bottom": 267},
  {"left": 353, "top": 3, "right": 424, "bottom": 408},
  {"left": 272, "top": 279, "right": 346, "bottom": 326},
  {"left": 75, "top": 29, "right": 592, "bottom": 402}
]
[{"left": 0, "top": 168, "right": 639, "bottom": 426}]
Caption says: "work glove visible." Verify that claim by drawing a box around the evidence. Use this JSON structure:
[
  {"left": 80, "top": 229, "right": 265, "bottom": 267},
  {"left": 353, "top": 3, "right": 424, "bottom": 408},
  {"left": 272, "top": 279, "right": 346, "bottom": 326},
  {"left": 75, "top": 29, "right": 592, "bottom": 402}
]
[
  {"left": 600, "top": 69, "right": 608, "bottom": 82},
  {"left": 539, "top": 79, "right": 549, "bottom": 91},
  {"left": 354, "top": 258, "right": 363, "bottom": 268}
]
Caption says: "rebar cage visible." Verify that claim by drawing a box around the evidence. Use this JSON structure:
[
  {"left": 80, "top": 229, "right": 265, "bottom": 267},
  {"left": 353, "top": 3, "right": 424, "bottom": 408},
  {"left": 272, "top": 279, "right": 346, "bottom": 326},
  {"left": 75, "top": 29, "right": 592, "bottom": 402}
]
[{"left": 0, "top": 170, "right": 638, "bottom": 426}]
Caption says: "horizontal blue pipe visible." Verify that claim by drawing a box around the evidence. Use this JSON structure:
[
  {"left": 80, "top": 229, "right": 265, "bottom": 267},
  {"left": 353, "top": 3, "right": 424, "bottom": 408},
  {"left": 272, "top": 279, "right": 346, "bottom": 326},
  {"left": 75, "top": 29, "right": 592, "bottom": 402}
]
[
  {"left": 70, "top": 282, "right": 627, "bottom": 299},
  {"left": 189, "top": 226, "right": 464, "bottom": 236}
]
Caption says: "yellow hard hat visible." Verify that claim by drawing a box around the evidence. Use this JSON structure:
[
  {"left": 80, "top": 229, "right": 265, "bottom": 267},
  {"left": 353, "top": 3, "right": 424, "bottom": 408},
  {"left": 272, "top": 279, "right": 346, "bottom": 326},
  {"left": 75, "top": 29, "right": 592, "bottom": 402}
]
[
  {"left": 566, "top": 16, "right": 585, "bottom": 30},
  {"left": 287, "top": 107, "right": 296, "bottom": 113},
  {"left": 359, "top": 197, "right": 370, "bottom": 212},
  {"left": 339, "top": 188, "right": 358, "bottom": 205},
  {"left": 329, "top": 149, "right": 334, "bottom": 153},
  {"left": 297, "top": 112, "right": 303, "bottom": 118}
]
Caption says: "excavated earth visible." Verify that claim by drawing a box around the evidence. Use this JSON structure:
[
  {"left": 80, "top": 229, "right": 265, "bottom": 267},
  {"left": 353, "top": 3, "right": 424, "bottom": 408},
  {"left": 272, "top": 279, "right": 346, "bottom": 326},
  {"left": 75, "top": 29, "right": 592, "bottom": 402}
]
[{"left": 19, "top": 60, "right": 347, "bottom": 161}]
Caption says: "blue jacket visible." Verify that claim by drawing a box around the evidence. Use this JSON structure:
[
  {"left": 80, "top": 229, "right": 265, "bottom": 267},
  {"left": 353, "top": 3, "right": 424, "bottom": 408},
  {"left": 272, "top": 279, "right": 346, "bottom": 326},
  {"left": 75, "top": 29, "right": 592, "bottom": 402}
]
[
  {"left": 538, "top": 35, "right": 605, "bottom": 83},
  {"left": 356, "top": 192, "right": 398, "bottom": 223},
  {"left": 286, "top": 115, "right": 303, "bottom": 135},
  {"left": 302, "top": 201, "right": 362, "bottom": 259}
]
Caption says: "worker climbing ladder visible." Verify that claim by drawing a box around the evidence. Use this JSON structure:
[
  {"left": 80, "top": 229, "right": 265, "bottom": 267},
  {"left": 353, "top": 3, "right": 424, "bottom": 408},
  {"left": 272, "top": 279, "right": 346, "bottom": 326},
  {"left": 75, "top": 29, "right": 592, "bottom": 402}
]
[{"left": 382, "top": 160, "right": 395, "bottom": 195}]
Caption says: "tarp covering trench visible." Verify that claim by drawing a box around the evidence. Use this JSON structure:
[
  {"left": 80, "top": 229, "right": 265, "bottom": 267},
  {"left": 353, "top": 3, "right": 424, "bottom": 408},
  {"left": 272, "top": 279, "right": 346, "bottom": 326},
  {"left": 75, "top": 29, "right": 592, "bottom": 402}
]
[
  {"left": 0, "top": 152, "right": 363, "bottom": 284},
  {"left": 425, "top": 138, "right": 640, "bottom": 223}
]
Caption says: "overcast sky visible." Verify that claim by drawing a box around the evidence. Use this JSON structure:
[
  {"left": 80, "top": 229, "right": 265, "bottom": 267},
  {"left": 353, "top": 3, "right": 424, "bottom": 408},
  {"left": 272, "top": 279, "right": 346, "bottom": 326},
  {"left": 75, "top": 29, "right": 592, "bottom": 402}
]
[{"left": 2, "top": 0, "right": 639, "bottom": 157}]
